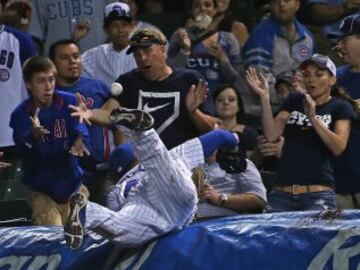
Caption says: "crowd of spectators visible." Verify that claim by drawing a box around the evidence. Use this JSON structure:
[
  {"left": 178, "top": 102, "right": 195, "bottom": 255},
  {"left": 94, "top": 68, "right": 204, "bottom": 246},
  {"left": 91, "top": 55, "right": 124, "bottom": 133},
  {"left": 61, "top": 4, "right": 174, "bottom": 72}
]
[{"left": 1, "top": 0, "right": 360, "bottom": 230}]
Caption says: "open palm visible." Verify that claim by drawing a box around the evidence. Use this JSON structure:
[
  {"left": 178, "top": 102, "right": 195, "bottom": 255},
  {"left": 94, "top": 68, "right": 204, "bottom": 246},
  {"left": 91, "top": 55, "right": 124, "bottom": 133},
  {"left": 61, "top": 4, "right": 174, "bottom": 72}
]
[
  {"left": 245, "top": 67, "right": 269, "bottom": 97},
  {"left": 68, "top": 93, "right": 92, "bottom": 125}
]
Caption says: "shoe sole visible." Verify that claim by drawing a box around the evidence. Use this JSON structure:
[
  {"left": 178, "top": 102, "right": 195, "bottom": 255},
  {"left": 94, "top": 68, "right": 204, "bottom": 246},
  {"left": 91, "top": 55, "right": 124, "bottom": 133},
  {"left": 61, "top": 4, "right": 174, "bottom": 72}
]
[
  {"left": 64, "top": 193, "right": 87, "bottom": 250},
  {"left": 109, "top": 109, "right": 154, "bottom": 131}
]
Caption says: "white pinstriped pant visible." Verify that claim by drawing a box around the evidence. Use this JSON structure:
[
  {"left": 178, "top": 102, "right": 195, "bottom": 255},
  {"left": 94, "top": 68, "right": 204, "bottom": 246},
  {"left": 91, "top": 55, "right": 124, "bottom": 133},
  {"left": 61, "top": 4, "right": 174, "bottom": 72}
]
[{"left": 85, "top": 128, "right": 203, "bottom": 248}]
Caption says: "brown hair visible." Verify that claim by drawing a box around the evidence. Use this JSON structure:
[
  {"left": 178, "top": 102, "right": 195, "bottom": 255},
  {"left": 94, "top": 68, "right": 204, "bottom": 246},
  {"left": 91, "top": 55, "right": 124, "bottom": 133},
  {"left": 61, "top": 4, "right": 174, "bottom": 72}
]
[{"left": 23, "top": 56, "right": 57, "bottom": 83}]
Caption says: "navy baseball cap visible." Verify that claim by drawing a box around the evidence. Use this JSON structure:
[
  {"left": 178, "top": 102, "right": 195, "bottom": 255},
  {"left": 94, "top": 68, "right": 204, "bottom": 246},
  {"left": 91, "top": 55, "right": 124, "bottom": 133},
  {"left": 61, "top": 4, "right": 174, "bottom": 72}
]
[
  {"left": 275, "top": 70, "right": 295, "bottom": 87},
  {"left": 109, "top": 143, "right": 136, "bottom": 174},
  {"left": 126, "top": 28, "right": 167, "bottom": 54},
  {"left": 329, "top": 14, "right": 360, "bottom": 39},
  {"left": 299, "top": 54, "right": 337, "bottom": 77},
  {"left": 104, "top": 2, "right": 132, "bottom": 26}
]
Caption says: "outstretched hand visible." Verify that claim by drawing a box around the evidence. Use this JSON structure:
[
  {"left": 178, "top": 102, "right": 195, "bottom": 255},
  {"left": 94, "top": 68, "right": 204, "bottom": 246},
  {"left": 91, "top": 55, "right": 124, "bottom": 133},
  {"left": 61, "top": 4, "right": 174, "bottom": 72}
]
[
  {"left": 30, "top": 108, "right": 50, "bottom": 140},
  {"left": 245, "top": 67, "right": 269, "bottom": 98},
  {"left": 186, "top": 79, "right": 208, "bottom": 113},
  {"left": 69, "top": 134, "right": 90, "bottom": 157},
  {"left": 69, "top": 92, "right": 92, "bottom": 125}
]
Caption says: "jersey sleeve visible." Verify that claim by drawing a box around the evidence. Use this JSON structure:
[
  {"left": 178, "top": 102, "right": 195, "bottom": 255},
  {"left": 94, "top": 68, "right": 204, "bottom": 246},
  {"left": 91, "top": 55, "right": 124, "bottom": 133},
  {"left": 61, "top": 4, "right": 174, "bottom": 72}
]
[
  {"left": 243, "top": 23, "right": 273, "bottom": 72},
  {"left": 10, "top": 105, "right": 37, "bottom": 155}
]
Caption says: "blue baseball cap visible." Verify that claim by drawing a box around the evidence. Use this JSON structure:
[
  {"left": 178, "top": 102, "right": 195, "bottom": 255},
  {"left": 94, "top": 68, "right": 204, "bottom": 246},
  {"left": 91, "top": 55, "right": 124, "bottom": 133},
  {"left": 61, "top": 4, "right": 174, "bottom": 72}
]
[
  {"left": 109, "top": 143, "right": 136, "bottom": 174},
  {"left": 328, "top": 14, "right": 360, "bottom": 40}
]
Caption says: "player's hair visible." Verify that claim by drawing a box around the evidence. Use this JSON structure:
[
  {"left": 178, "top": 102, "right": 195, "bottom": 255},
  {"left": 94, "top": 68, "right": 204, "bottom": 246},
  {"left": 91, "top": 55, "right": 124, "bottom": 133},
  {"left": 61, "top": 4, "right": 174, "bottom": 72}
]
[
  {"left": 23, "top": 56, "right": 57, "bottom": 83},
  {"left": 49, "top": 39, "right": 79, "bottom": 61},
  {"left": 213, "top": 83, "right": 245, "bottom": 124}
]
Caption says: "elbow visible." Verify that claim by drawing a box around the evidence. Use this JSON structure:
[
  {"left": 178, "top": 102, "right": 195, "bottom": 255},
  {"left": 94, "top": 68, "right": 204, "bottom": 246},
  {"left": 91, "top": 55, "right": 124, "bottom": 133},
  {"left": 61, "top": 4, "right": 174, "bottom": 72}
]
[
  {"left": 332, "top": 142, "right": 347, "bottom": 156},
  {"left": 332, "top": 146, "right": 346, "bottom": 156}
]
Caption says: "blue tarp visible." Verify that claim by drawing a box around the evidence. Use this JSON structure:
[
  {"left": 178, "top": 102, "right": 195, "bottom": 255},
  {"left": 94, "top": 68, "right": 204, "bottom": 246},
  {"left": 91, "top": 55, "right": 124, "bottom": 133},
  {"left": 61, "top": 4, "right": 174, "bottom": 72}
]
[{"left": 1, "top": 210, "right": 360, "bottom": 269}]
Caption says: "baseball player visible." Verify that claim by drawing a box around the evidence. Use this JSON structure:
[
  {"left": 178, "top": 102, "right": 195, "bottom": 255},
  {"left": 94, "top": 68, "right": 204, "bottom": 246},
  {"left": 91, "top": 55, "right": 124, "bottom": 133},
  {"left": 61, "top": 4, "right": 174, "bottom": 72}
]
[{"left": 64, "top": 108, "right": 241, "bottom": 250}]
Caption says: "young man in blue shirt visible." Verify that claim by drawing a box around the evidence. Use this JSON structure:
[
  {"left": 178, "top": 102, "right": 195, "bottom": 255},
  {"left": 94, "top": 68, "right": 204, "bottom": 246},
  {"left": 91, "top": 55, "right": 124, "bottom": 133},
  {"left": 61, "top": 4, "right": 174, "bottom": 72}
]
[{"left": 10, "top": 56, "right": 89, "bottom": 226}]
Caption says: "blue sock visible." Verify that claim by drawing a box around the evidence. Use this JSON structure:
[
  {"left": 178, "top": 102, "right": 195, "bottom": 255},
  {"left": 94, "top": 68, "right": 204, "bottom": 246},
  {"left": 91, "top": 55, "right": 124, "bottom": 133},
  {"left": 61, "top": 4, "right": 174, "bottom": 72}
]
[{"left": 199, "top": 129, "right": 238, "bottom": 158}]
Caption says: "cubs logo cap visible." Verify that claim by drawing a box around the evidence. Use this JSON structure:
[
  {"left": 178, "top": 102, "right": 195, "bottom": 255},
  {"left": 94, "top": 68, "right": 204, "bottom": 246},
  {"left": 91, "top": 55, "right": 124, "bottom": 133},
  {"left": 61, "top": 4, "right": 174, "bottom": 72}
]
[
  {"left": 104, "top": 2, "right": 132, "bottom": 26},
  {"left": 299, "top": 54, "right": 336, "bottom": 77},
  {"left": 126, "top": 28, "right": 167, "bottom": 54}
]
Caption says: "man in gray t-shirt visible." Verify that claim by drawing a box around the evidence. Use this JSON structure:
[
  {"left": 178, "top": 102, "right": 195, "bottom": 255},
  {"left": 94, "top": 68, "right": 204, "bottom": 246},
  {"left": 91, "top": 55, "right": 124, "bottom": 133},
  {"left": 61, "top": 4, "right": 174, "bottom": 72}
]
[
  {"left": 197, "top": 158, "right": 267, "bottom": 219},
  {"left": 28, "top": 0, "right": 116, "bottom": 55}
]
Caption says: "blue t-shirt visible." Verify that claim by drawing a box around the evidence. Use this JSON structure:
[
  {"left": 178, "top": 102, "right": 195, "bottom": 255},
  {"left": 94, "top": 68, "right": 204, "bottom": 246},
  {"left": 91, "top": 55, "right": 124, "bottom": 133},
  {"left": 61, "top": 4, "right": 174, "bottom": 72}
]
[
  {"left": 116, "top": 68, "right": 214, "bottom": 149},
  {"left": 276, "top": 92, "right": 353, "bottom": 186},
  {"left": 10, "top": 91, "right": 89, "bottom": 202},
  {"left": 56, "top": 76, "right": 110, "bottom": 163},
  {"left": 334, "top": 66, "right": 360, "bottom": 194}
]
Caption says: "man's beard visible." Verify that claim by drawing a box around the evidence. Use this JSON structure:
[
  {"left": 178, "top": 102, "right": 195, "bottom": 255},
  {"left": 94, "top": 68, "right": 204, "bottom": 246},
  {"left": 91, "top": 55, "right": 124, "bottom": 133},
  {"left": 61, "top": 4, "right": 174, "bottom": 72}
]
[{"left": 64, "top": 75, "right": 80, "bottom": 84}]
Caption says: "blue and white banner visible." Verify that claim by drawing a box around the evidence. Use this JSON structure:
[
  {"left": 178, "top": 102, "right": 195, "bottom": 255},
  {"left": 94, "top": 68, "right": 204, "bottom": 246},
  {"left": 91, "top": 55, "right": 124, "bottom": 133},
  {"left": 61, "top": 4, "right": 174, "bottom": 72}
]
[{"left": 1, "top": 210, "right": 360, "bottom": 270}]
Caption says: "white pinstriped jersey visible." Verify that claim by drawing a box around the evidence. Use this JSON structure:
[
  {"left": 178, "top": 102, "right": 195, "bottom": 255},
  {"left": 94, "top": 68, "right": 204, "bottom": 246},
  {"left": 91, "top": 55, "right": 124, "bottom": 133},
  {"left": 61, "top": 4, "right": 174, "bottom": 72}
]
[
  {"left": 82, "top": 43, "right": 137, "bottom": 87},
  {"left": 85, "top": 127, "right": 203, "bottom": 248},
  {"left": 0, "top": 25, "right": 36, "bottom": 147}
]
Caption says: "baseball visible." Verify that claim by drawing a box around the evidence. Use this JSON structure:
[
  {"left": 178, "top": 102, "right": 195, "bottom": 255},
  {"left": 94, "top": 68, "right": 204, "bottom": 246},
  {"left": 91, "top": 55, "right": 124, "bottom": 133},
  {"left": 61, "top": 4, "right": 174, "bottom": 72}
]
[{"left": 111, "top": 82, "right": 123, "bottom": 96}]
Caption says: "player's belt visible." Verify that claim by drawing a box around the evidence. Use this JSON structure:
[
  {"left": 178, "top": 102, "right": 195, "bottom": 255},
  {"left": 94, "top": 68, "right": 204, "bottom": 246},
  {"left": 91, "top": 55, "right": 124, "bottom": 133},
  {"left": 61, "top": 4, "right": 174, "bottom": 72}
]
[{"left": 274, "top": 185, "right": 333, "bottom": 194}]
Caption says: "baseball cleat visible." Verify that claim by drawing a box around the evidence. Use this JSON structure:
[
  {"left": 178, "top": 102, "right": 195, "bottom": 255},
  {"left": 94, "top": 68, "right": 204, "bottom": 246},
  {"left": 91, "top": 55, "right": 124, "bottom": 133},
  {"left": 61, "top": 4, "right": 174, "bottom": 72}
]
[
  {"left": 109, "top": 108, "right": 154, "bottom": 131},
  {"left": 64, "top": 192, "right": 87, "bottom": 250}
]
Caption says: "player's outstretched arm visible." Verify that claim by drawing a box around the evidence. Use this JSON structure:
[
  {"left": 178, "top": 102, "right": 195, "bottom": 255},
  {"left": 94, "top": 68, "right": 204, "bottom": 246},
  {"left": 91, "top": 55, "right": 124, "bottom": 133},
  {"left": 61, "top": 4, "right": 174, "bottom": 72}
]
[{"left": 69, "top": 93, "right": 120, "bottom": 126}]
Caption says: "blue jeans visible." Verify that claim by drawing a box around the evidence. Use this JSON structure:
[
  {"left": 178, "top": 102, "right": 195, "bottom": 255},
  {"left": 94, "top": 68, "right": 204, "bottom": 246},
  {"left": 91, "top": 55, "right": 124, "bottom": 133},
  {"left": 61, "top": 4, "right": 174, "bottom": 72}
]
[{"left": 267, "top": 190, "right": 336, "bottom": 212}]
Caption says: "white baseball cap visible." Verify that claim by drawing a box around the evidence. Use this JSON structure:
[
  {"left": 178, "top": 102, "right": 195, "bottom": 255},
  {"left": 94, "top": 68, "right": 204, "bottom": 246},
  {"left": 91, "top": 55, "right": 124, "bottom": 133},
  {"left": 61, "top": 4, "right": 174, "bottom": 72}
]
[
  {"left": 299, "top": 54, "right": 336, "bottom": 77},
  {"left": 104, "top": 2, "right": 132, "bottom": 26}
]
